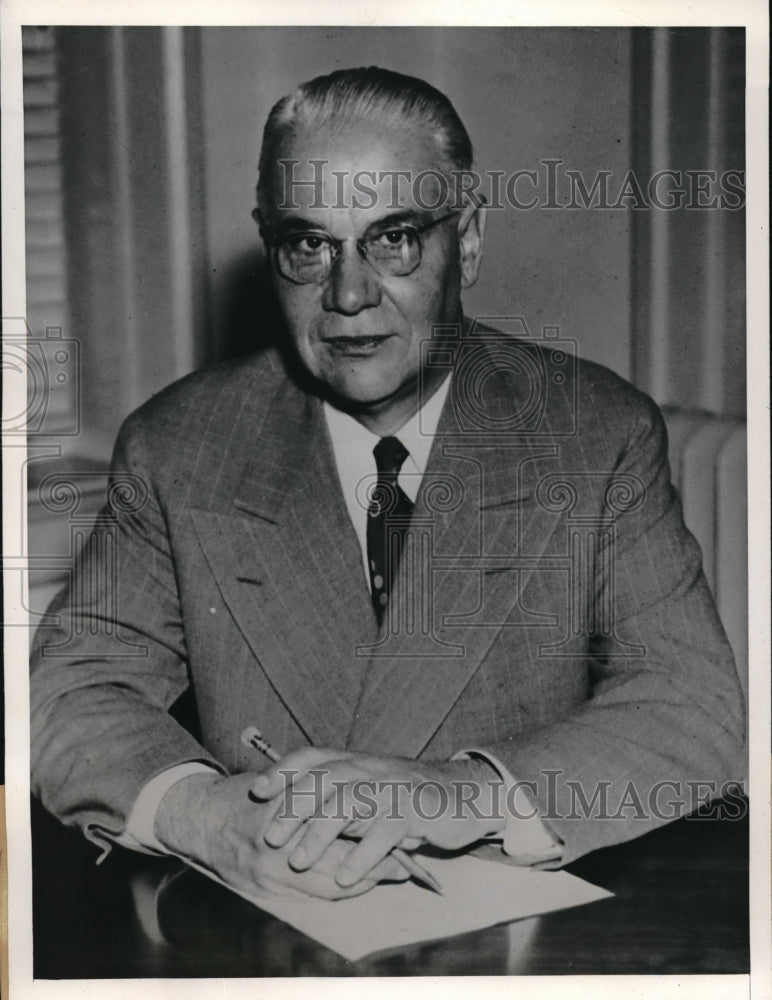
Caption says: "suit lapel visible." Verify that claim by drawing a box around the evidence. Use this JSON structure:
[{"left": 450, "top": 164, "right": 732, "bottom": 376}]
[
  {"left": 191, "top": 376, "right": 376, "bottom": 748},
  {"left": 189, "top": 342, "right": 567, "bottom": 758},
  {"left": 347, "top": 370, "right": 564, "bottom": 757}
]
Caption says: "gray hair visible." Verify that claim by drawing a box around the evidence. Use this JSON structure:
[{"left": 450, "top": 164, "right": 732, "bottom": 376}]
[{"left": 256, "top": 66, "right": 473, "bottom": 222}]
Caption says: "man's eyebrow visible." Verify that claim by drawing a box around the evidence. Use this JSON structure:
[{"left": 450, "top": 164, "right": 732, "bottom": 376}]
[
  {"left": 269, "top": 216, "right": 328, "bottom": 238},
  {"left": 269, "top": 209, "right": 435, "bottom": 240},
  {"left": 363, "top": 210, "right": 432, "bottom": 233}
]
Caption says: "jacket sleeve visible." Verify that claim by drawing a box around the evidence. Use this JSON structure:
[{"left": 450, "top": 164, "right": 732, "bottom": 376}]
[
  {"left": 473, "top": 392, "right": 746, "bottom": 865},
  {"left": 30, "top": 413, "right": 225, "bottom": 854}
]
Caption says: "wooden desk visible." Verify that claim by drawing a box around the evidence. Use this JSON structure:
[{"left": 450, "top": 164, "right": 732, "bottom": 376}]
[{"left": 32, "top": 796, "right": 748, "bottom": 977}]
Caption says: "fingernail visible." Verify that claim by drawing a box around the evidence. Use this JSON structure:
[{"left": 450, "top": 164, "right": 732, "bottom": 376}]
[
  {"left": 252, "top": 775, "right": 269, "bottom": 795},
  {"left": 290, "top": 847, "right": 307, "bottom": 869}
]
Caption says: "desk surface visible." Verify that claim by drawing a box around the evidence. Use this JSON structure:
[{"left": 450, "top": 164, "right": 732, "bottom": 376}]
[{"left": 32, "top": 797, "right": 749, "bottom": 977}]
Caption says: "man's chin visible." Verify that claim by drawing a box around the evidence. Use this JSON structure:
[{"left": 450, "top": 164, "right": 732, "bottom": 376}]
[
  {"left": 326, "top": 382, "right": 400, "bottom": 412},
  {"left": 322, "top": 375, "right": 413, "bottom": 419}
]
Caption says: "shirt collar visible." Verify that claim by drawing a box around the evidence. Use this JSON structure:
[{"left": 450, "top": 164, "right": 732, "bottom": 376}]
[
  {"left": 397, "top": 375, "right": 451, "bottom": 474},
  {"left": 323, "top": 375, "right": 451, "bottom": 475}
]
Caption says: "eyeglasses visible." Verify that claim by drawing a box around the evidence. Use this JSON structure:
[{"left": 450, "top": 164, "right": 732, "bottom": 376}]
[{"left": 261, "top": 211, "right": 458, "bottom": 285}]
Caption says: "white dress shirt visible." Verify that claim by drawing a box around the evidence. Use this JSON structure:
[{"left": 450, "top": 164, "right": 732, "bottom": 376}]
[
  {"left": 124, "top": 377, "right": 561, "bottom": 864},
  {"left": 322, "top": 374, "right": 451, "bottom": 589}
]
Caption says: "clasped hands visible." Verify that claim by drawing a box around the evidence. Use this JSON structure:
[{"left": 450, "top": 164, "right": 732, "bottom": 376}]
[{"left": 154, "top": 748, "right": 504, "bottom": 901}]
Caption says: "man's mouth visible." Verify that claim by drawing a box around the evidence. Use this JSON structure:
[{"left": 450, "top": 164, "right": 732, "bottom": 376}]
[{"left": 322, "top": 335, "right": 393, "bottom": 356}]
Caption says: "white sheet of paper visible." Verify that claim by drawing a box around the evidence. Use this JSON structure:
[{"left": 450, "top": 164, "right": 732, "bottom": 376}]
[{"left": 228, "top": 853, "right": 613, "bottom": 961}]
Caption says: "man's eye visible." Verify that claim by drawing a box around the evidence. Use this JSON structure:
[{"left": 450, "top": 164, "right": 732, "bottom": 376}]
[
  {"left": 287, "top": 234, "right": 329, "bottom": 254},
  {"left": 370, "top": 229, "right": 413, "bottom": 250}
]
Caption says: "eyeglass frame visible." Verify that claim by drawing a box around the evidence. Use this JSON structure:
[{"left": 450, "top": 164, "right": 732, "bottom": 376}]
[{"left": 257, "top": 210, "right": 461, "bottom": 285}]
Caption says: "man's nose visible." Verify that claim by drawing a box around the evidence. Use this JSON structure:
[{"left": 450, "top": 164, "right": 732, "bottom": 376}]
[{"left": 321, "top": 244, "right": 382, "bottom": 314}]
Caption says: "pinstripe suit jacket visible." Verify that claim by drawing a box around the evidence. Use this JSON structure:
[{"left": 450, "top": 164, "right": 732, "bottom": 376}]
[{"left": 30, "top": 332, "right": 745, "bottom": 864}]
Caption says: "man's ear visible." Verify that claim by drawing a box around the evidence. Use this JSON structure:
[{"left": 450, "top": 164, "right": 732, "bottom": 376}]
[
  {"left": 458, "top": 200, "right": 487, "bottom": 288},
  {"left": 252, "top": 207, "right": 266, "bottom": 237}
]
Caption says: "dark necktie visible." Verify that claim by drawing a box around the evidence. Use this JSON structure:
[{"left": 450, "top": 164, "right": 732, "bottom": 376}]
[{"left": 367, "top": 436, "right": 414, "bottom": 622}]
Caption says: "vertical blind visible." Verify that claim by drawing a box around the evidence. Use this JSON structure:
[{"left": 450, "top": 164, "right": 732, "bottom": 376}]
[
  {"left": 632, "top": 28, "right": 746, "bottom": 419},
  {"left": 23, "top": 26, "right": 75, "bottom": 436}
]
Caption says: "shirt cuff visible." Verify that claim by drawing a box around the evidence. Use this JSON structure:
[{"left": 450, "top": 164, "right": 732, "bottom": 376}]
[
  {"left": 451, "top": 748, "right": 564, "bottom": 865},
  {"left": 119, "top": 762, "right": 220, "bottom": 855}
]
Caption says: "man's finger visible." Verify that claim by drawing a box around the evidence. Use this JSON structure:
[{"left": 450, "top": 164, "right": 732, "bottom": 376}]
[
  {"left": 334, "top": 824, "right": 404, "bottom": 888},
  {"left": 367, "top": 854, "right": 411, "bottom": 884},
  {"left": 312, "top": 838, "right": 408, "bottom": 889},
  {"left": 262, "top": 773, "right": 334, "bottom": 846},
  {"left": 261, "top": 761, "right": 371, "bottom": 844},
  {"left": 250, "top": 746, "right": 350, "bottom": 799},
  {"left": 288, "top": 812, "right": 352, "bottom": 870}
]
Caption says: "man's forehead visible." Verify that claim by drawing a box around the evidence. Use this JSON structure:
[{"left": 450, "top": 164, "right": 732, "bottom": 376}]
[
  {"left": 267, "top": 120, "right": 451, "bottom": 218},
  {"left": 277, "top": 118, "right": 442, "bottom": 170}
]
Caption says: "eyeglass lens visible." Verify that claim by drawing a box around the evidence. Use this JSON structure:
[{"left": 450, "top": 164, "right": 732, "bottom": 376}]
[{"left": 277, "top": 227, "right": 421, "bottom": 283}]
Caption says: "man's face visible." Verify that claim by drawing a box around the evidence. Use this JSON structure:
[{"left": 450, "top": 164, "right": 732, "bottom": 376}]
[{"left": 262, "top": 119, "right": 484, "bottom": 428}]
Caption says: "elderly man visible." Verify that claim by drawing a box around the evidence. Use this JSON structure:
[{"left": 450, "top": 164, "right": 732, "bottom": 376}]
[{"left": 31, "top": 67, "right": 744, "bottom": 902}]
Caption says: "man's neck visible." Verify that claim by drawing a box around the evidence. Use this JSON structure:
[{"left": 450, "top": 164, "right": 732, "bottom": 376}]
[{"left": 329, "top": 365, "right": 450, "bottom": 437}]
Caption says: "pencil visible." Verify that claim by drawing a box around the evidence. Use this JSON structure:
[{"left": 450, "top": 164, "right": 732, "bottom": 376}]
[{"left": 240, "top": 726, "right": 443, "bottom": 895}]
